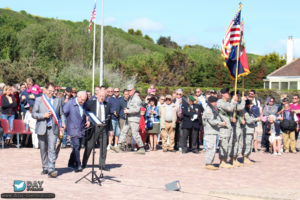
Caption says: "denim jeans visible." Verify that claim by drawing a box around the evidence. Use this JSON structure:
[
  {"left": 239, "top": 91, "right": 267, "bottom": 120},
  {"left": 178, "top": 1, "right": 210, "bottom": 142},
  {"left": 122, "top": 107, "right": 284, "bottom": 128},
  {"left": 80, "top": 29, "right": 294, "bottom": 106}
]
[
  {"left": 1, "top": 114, "right": 14, "bottom": 140},
  {"left": 112, "top": 119, "right": 120, "bottom": 137}
]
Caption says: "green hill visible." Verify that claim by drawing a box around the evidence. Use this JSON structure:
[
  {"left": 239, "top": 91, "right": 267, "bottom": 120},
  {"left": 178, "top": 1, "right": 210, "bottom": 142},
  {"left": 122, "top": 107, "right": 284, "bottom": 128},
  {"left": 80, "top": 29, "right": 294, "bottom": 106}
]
[{"left": 0, "top": 8, "right": 284, "bottom": 90}]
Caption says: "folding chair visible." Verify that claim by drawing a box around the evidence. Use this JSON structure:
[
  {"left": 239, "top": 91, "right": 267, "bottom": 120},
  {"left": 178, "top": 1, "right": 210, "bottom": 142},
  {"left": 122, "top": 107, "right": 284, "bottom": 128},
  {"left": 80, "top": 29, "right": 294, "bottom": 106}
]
[
  {"left": 0, "top": 119, "right": 16, "bottom": 149},
  {"left": 13, "top": 119, "right": 32, "bottom": 149}
]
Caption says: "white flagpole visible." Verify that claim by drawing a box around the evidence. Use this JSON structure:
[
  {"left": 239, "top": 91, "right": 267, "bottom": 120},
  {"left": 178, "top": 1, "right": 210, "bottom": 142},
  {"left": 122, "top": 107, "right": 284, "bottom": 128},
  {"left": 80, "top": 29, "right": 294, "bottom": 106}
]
[
  {"left": 92, "top": 0, "right": 96, "bottom": 95},
  {"left": 99, "top": 0, "right": 104, "bottom": 86}
]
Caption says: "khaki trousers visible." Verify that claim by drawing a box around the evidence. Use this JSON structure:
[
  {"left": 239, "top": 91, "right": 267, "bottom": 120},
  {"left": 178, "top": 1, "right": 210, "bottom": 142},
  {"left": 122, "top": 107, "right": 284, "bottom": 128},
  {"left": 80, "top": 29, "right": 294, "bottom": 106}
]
[
  {"left": 282, "top": 131, "right": 296, "bottom": 152},
  {"left": 161, "top": 122, "right": 175, "bottom": 151}
]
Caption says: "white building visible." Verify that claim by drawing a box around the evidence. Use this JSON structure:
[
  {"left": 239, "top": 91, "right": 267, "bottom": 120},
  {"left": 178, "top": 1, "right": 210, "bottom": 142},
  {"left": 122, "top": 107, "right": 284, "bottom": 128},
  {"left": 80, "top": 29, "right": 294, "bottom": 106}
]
[{"left": 264, "top": 36, "right": 300, "bottom": 90}]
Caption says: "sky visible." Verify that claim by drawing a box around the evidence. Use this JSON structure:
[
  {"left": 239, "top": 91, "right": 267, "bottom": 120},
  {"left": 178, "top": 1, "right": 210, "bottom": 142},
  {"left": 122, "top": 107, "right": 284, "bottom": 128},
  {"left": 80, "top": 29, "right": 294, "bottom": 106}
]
[{"left": 1, "top": 0, "right": 300, "bottom": 57}]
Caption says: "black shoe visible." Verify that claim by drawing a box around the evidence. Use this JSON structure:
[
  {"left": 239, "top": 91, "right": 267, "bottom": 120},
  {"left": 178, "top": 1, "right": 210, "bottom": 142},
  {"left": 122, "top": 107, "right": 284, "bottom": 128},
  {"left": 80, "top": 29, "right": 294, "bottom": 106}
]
[
  {"left": 74, "top": 166, "right": 83, "bottom": 173},
  {"left": 192, "top": 150, "right": 200, "bottom": 154},
  {"left": 99, "top": 166, "right": 110, "bottom": 171},
  {"left": 41, "top": 170, "right": 48, "bottom": 175},
  {"left": 169, "top": 150, "right": 176, "bottom": 152},
  {"left": 68, "top": 163, "right": 77, "bottom": 169},
  {"left": 182, "top": 151, "right": 188, "bottom": 154},
  {"left": 48, "top": 170, "right": 58, "bottom": 178},
  {"left": 82, "top": 164, "right": 86, "bottom": 169}
]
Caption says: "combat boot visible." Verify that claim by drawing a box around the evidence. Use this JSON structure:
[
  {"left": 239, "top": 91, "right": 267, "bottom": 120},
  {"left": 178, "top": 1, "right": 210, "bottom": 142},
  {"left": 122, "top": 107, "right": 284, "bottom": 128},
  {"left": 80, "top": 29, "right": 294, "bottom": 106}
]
[
  {"left": 219, "top": 159, "right": 232, "bottom": 168},
  {"left": 232, "top": 157, "right": 243, "bottom": 167},
  {"left": 205, "top": 165, "right": 219, "bottom": 170},
  {"left": 135, "top": 147, "right": 146, "bottom": 155},
  {"left": 243, "top": 156, "right": 254, "bottom": 165},
  {"left": 111, "top": 144, "right": 122, "bottom": 153}
]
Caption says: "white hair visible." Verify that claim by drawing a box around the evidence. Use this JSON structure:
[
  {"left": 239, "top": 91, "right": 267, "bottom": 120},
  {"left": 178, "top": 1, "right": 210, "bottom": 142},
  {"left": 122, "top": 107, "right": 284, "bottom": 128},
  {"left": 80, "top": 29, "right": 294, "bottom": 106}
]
[
  {"left": 77, "top": 91, "right": 87, "bottom": 98},
  {"left": 176, "top": 88, "right": 183, "bottom": 93},
  {"left": 268, "top": 115, "right": 276, "bottom": 120}
]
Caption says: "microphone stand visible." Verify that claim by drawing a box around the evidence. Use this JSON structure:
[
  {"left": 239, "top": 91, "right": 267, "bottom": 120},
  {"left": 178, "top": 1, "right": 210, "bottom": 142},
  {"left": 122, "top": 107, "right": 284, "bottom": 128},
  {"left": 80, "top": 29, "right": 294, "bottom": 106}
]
[{"left": 75, "top": 126, "right": 101, "bottom": 185}]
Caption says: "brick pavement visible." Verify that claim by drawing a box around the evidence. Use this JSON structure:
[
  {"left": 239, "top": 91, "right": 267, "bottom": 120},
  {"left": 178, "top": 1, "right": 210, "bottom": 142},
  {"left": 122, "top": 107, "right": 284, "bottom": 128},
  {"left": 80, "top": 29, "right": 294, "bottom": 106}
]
[{"left": 0, "top": 142, "right": 300, "bottom": 200}]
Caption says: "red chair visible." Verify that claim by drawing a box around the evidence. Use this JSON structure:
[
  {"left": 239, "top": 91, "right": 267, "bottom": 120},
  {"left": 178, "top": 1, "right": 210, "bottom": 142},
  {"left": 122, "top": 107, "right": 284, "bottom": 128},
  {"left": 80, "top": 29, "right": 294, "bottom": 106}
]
[
  {"left": 13, "top": 119, "right": 32, "bottom": 149},
  {"left": 0, "top": 119, "right": 16, "bottom": 149}
]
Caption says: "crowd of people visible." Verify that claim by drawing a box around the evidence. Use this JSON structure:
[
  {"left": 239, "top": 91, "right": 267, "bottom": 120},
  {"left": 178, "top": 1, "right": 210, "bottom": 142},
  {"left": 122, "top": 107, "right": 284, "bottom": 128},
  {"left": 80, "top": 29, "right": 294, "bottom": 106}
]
[{"left": 0, "top": 79, "right": 299, "bottom": 177}]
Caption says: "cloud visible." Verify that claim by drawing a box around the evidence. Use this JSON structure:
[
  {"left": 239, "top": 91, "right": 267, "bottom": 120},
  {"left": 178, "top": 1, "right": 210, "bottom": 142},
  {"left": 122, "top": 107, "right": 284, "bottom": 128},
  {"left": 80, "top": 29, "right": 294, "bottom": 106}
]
[{"left": 124, "top": 17, "right": 164, "bottom": 32}]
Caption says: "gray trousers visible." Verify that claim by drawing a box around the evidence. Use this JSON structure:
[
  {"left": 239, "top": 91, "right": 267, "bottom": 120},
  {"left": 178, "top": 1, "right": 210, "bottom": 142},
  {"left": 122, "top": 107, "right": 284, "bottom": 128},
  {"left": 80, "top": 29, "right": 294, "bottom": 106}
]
[
  {"left": 242, "top": 134, "right": 254, "bottom": 157},
  {"left": 219, "top": 129, "right": 233, "bottom": 160},
  {"left": 204, "top": 134, "right": 217, "bottom": 165},
  {"left": 118, "top": 121, "right": 143, "bottom": 147},
  {"left": 230, "top": 126, "right": 244, "bottom": 157},
  {"left": 38, "top": 127, "right": 57, "bottom": 172}
]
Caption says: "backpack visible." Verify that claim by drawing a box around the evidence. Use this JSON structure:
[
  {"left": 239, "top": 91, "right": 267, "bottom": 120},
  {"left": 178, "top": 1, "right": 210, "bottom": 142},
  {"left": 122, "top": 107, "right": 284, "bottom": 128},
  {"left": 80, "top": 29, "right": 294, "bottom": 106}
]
[{"left": 280, "top": 111, "right": 297, "bottom": 132}]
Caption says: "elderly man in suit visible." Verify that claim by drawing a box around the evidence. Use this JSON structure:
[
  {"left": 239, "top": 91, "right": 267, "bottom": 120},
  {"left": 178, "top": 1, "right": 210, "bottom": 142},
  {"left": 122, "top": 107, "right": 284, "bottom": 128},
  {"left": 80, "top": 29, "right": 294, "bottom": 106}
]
[
  {"left": 82, "top": 89, "right": 112, "bottom": 171},
  {"left": 32, "top": 83, "right": 66, "bottom": 178},
  {"left": 63, "top": 91, "right": 90, "bottom": 172}
]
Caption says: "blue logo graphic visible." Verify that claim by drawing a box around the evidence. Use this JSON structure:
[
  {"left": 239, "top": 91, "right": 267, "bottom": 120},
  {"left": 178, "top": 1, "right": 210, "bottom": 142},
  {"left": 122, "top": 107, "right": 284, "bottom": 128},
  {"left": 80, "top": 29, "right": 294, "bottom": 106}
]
[{"left": 13, "top": 180, "right": 26, "bottom": 192}]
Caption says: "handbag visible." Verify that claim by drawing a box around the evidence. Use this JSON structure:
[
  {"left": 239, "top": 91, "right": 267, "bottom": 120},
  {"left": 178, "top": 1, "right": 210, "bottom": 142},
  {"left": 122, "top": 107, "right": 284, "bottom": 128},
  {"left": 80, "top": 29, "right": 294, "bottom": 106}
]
[{"left": 146, "top": 119, "right": 153, "bottom": 130}]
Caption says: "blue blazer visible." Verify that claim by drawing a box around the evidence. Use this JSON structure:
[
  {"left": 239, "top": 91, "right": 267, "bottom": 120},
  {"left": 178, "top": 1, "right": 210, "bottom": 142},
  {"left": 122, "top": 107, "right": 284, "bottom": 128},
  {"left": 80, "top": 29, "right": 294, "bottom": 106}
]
[{"left": 63, "top": 98, "right": 86, "bottom": 138}]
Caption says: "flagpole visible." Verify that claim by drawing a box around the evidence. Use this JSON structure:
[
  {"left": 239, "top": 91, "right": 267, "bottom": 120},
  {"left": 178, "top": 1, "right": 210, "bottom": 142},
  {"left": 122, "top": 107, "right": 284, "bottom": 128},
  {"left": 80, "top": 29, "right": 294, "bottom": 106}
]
[
  {"left": 234, "top": 3, "right": 242, "bottom": 96},
  {"left": 99, "top": 0, "right": 104, "bottom": 86},
  {"left": 92, "top": 0, "right": 96, "bottom": 95},
  {"left": 242, "top": 76, "right": 245, "bottom": 97}
]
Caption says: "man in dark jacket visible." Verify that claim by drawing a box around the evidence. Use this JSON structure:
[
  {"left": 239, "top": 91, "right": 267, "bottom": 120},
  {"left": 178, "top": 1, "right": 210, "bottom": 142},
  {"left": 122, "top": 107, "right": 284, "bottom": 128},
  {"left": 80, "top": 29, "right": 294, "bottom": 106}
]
[
  {"left": 181, "top": 95, "right": 203, "bottom": 154},
  {"left": 63, "top": 91, "right": 90, "bottom": 172},
  {"left": 82, "top": 90, "right": 113, "bottom": 171}
]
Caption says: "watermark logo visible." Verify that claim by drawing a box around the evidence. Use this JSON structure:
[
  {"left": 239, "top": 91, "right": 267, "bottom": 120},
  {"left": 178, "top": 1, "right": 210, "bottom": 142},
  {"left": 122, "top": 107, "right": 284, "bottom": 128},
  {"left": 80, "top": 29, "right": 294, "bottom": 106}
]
[{"left": 13, "top": 181, "right": 26, "bottom": 192}]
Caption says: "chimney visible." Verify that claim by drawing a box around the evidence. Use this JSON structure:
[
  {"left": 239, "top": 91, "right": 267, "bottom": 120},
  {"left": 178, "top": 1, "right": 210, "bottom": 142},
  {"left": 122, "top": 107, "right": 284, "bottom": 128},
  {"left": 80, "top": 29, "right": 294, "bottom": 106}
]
[{"left": 287, "top": 36, "right": 294, "bottom": 64}]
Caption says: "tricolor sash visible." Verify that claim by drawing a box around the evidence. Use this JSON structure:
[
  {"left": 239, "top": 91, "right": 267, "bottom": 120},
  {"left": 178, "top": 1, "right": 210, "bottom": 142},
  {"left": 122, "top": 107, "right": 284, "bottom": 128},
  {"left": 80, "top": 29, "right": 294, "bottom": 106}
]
[{"left": 41, "top": 95, "right": 61, "bottom": 128}]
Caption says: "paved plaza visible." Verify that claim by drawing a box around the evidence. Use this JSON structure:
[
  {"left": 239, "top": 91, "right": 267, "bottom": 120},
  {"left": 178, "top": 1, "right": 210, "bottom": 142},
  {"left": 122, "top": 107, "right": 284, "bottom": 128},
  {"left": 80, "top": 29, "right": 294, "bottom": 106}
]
[{"left": 1, "top": 143, "right": 300, "bottom": 200}]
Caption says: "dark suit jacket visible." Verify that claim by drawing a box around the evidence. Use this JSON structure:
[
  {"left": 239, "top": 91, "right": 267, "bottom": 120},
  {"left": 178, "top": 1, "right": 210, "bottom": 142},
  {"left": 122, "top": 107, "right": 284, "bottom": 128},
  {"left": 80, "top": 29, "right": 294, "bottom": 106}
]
[
  {"left": 84, "top": 99, "right": 113, "bottom": 132},
  {"left": 63, "top": 98, "right": 86, "bottom": 138},
  {"left": 181, "top": 103, "right": 203, "bottom": 129}
]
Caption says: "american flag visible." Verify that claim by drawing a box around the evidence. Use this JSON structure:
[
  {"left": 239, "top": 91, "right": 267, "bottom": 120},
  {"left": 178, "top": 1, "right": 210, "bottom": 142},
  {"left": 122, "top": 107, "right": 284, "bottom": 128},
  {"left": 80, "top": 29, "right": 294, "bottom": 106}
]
[
  {"left": 88, "top": 3, "right": 96, "bottom": 33},
  {"left": 221, "top": 10, "right": 241, "bottom": 60}
]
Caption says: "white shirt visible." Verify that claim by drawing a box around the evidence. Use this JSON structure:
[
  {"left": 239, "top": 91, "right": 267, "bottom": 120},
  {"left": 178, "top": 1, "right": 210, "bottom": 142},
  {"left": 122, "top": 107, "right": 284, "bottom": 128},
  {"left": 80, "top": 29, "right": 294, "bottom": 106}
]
[
  {"left": 24, "top": 111, "right": 37, "bottom": 131},
  {"left": 96, "top": 100, "right": 105, "bottom": 123}
]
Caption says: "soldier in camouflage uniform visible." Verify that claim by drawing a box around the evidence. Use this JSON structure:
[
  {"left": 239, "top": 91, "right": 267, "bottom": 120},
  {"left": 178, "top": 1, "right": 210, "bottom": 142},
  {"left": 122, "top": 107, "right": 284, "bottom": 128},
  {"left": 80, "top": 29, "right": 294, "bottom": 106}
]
[
  {"left": 217, "top": 88, "right": 238, "bottom": 168},
  {"left": 243, "top": 100, "right": 261, "bottom": 164},
  {"left": 229, "top": 91, "right": 246, "bottom": 167},
  {"left": 203, "top": 96, "right": 227, "bottom": 170},
  {"left": 111, "top": 84, "right": 145, "bottom": 154}
]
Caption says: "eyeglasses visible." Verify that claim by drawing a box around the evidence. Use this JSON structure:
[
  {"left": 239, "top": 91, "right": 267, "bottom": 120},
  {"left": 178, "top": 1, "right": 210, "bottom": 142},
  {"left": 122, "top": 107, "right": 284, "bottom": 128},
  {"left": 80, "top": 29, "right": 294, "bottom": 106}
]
[
  {"left": 114, "top": 91, "right": 120, "bottom": 93},
  {"left": 196, "top": 91, "right": 201, "bottom": 93},
  {"left": 160, "top": 99, "right": 165, "bottom": 101},
  {"left": 177, "top": 93, "right": 182, "bottom": 96},
  {"left": 293, "top": 97, "right": 298, "bottom": 99},
  {"left": 166, "top": 98, "right": 171, "bottom": 101}
]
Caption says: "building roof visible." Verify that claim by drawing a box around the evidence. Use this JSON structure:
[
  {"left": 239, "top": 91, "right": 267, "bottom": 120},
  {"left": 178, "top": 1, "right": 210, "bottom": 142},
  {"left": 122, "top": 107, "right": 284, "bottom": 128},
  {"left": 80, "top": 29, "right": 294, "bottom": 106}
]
[{"left": 268, "top": 57, "right": 300, "bottom": 77}]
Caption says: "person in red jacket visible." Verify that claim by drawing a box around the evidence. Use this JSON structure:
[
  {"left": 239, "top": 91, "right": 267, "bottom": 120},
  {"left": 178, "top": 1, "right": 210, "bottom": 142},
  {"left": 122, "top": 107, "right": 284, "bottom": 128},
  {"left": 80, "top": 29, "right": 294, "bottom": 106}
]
[{"left": 139, "top": 107, "right": 147, "bottom": 147}]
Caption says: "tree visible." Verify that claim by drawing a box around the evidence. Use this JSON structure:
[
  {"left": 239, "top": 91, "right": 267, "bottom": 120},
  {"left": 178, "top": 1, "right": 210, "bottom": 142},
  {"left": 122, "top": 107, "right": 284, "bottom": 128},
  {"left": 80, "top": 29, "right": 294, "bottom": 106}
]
[
  {"left": 144, "top": 35, "right": 154, "bottom": 43},
  {"left": 128, "top": 28, "right": 134, "bottom": 35},
  {"left": 157, "top": 36, "right": 179, "bottom": 49},
  {"left": 134, "top": 29, "right": 143, "bottom": 36}
]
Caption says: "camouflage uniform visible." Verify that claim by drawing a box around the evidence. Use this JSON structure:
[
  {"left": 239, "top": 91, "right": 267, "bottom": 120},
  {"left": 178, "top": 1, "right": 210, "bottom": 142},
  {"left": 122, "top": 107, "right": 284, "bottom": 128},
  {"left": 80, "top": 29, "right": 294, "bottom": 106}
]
[
  {"left": 203, "top": 105, "right": 223, "bottom": 165},
  {"left": 243, "top": 112, "right": 258, "bottom": 157},
  {"left": 118, "top": 93, "right": 144, "bottom": 147},
  {"left": 230, "top": 99, "right": 245, "bottom": 157},
  {"left": 217, "top": 98, "right": 237, "bottom": 160}
]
